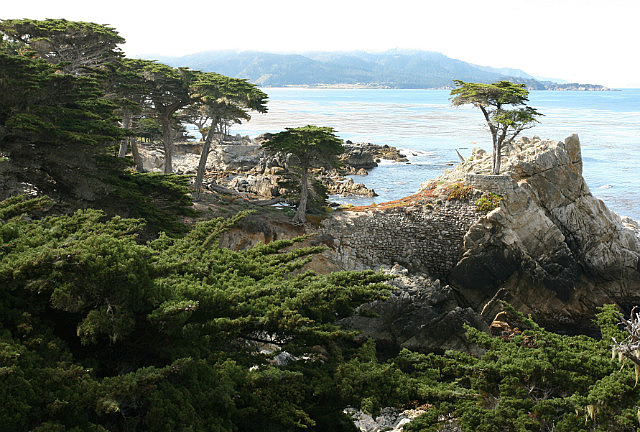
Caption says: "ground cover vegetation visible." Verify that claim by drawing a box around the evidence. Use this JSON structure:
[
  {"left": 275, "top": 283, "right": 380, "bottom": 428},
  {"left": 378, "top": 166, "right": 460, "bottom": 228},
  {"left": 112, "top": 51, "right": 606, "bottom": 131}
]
[
  {"left": 3, "top": 197, "right": 640, "bottom": 431},
  {"left": 3, "top": 18, "right": 640, "bottom": 432}
]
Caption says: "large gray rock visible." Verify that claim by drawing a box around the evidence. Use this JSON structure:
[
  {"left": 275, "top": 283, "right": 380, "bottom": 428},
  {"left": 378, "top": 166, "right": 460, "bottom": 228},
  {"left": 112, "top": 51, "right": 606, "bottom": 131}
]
[
  {"left": 208, "top": 144, "right": 263, "bottom": 171},
  {"left": 320, "top": 134, "right": 640, "bottom": 349},
  {"left": 344, "top": 407, "right": 428, "bottom": 432},
  {"left": 450, "top": 135, "right": 640, "bottom": 330},
  {"left": 226, "top": 174, "right": 285, "bottom": 197},
  {"left": 341, "top": 142, "right": 409, "bottom": 170},
  {"left": 324, "top": 177, "right": 378, "bottom": 197}
]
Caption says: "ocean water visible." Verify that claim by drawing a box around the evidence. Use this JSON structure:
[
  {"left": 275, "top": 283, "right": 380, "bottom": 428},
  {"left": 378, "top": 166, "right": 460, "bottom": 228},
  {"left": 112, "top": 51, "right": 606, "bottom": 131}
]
[{"left": 230, "top": 88, "right": 640, "bottom": 220}]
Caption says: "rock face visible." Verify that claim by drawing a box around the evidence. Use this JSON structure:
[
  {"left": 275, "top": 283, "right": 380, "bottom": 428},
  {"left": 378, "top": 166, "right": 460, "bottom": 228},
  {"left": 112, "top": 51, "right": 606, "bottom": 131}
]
[
  {"left": 324, "top": 177, "right": 378, "bottom": 197},
  {"left": 139, "top": 142, "right": 263, "bottom": 173},
  {"left": 337, "top": 265, "right": 488, "bottom": 354},
  {"left": 451, "top": 135, "right": 640, "bottom": 331},
  {"left": 319, "top": 134, "right": 640, "bottom": 350},
  {"left": 320, "top": 201, "right": 479, "bottom": 278}
]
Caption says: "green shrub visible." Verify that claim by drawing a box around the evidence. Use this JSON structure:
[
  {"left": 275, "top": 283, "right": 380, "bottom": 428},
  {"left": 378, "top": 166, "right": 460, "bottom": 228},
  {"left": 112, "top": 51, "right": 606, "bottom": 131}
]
[
  {"left": 475, "top": 192, "right": 503, "bottom": 213},
  {"left": 0, "top": 195, "right": 391, "bottom": 431}
]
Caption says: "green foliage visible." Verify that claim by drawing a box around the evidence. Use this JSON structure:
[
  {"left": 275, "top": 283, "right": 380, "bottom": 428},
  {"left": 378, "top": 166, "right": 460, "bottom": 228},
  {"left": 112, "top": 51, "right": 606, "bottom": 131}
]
[
  {"left": 262, "top": 126, "right": 344, "bottom": 223},
  {"left": 336, "top": 340, "right": 415, "bottom": 416},
  {"left": 475, "top": 192, "right": 503, "bottom": 212},
  {"left": 99, "top": 169, "right": 196, "bottom": 236},
  {"left": 0, "top": 52, "right": 122, "bottom": 145},
  {"left": 0, "top": 50, "right": 126, "bottom": 206},
  {"left": 0, "top": 18, "right": 124, "bottom": 76},
  {"left": 0, "top": 197, "right": 390, "bottom": 431},
  {"left": 394, "top": 305, "right": 640, "bottom": 432},
  {"left": 262, "top": 125, "right": 344, "bottom": 166}
]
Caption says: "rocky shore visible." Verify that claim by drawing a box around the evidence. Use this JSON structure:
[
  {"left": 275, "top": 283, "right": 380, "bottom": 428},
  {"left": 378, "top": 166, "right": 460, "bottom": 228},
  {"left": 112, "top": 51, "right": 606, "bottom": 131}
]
[{"left": 138, "top": 136, "right": 409, "bottom": 200}]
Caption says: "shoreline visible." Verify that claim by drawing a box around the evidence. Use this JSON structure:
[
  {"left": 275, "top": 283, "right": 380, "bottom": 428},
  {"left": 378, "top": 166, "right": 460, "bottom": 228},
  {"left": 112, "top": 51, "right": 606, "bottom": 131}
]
[{"left": 264, "top": 84, "right": 619, "bottom": 91}]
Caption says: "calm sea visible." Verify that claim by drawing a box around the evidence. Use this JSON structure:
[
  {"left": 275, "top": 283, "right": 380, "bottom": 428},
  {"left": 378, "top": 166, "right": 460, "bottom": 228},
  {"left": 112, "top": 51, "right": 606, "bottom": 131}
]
[{"left": 230, "top": 88, "right": 640, "bottom": 220}]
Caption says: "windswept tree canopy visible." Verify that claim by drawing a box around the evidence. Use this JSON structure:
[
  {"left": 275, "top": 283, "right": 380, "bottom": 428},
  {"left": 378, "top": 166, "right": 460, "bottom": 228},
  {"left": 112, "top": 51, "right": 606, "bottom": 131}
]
[
  {"left": 0, "top": 38, "right": 193, "bottom": 232},
  {"left": 190, "top": 72, "right": 268, "bottom": 134},
  {"left": 450, "top": 80, "right": 541, "bottom": 174},
  {"left": 0, "top": 18, "right": 125, "bottom": 75},
  {"left": 262, "top": 125, "right": 343, "bottom": 224},
  {"left": 188, "top": 73, "right": 268, "bottom": 200},
  {"left": 136, "top": 62, "right": 198, "bottom": 173},
  {"left": 261, "top": 125, "right": 344, "bottom": 169}
]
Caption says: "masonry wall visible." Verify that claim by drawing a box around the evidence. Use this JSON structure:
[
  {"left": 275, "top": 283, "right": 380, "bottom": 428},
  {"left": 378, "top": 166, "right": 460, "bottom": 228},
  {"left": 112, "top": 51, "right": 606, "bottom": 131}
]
[
  {"left": 320, "top": 201, "right": 482, "bottom": 280},
  {"left": 464, "top": 174, "right": 516, "bottom": 196}
]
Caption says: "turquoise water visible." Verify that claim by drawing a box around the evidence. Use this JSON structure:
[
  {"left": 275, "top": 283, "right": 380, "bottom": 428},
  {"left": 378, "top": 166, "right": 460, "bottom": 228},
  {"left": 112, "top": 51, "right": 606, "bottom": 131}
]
[{"left": 231, "top": 88, "right": 640, "bottom": 219}]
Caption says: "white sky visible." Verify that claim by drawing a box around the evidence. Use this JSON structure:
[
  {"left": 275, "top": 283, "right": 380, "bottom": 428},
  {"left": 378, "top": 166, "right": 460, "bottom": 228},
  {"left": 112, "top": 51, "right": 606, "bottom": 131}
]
[{"left": 4, "top": 0, "right": 640, "bottom": 87}]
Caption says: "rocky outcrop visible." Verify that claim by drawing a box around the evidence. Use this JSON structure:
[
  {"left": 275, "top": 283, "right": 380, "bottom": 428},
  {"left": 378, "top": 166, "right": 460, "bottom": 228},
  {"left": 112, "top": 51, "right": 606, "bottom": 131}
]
[
  {"left": 450, "top": 135, "right": 640, "bottom": 331},
  {"left": 138, "top": 138, "right": 394, "bottom": 199},
  {"left": 227, "top": 174, "right": 286, "bottom": 198},
  {"left": 320, "top": 200, "right": 479, "bottom": 278},
  {"left": 337, "top": 265, "right": 488, "bottom": 354},
  {"left": 139, "top": 141, "right": 262, "bottom": 173},
  {"left": 341, "top": 142, "right": 409, "bottom": 170},
  {"left": 319, "top": 134, "right": 640, "bottom": 350},
  {"left": 323, "top": 177, "right": 377, "bottom": 197},
  {"left": 344, "top": 407, "right": 429, "bottom": 432}
]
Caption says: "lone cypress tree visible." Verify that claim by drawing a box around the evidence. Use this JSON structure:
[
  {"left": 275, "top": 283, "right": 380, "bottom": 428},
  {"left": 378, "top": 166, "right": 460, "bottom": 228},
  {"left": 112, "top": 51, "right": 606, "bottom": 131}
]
[{"left": 450, "top": 80, "right": 541, "bottom": 174}]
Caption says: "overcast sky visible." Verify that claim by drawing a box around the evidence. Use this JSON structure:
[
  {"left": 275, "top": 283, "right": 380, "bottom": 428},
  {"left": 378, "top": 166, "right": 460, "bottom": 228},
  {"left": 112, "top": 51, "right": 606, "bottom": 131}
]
[{"left": 4, "top": 0, "right": 640, "bottom": 87}]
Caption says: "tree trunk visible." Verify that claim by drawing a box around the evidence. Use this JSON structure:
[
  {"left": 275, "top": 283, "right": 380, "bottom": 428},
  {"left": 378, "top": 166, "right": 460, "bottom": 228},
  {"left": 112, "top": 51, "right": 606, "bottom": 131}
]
[
  {"left": 118, "top": 114, "right": 131, "bottom": 158},
  {"left": 130, "top": 137, "right": 145, "bottom": 173},
  {"left": 491, "top": 132, "right": 501, "bottom": 175},
  {"left": 161, "top": 115, "right": 173, "bottom": 174},
  {"left": 293, "top": 168, "right": 309, "bottom": 225},
  {"left": 493, "top": 142, "right": 502, "bottom": 175},
  {"left": 192, "top": 128, "right": 216, "bottom": 201}
]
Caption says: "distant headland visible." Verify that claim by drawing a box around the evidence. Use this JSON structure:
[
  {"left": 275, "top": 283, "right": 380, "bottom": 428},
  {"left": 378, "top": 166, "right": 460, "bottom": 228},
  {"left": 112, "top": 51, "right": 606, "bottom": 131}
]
[{"left": 154, "top": 49, "right": 614, "bottom": 90}]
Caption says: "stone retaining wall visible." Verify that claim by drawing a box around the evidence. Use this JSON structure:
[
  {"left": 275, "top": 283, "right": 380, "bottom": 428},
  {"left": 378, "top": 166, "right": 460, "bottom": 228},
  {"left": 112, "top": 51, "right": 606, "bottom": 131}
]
[
  {"left": 320, "top": 201, "right": 481, "bottom": 279},
  {"left": 464, "top": 173, "right": 515, "bottom": 196}
]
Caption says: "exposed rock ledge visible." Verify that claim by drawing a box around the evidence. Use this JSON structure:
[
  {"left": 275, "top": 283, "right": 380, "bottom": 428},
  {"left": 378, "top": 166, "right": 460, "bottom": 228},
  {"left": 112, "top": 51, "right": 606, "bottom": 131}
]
[{"left": 319, "top": 134, "right": 640, "bottom": 350}]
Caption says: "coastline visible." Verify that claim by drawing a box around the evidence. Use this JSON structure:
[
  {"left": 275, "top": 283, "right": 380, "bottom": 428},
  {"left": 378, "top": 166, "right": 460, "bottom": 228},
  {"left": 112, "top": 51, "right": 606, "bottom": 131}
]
[
  {"left": 265, "top": 83, "right": 617, "bottom": 91},
  {"left": 231, "top": 88, "right": 640, "bottom": 220}
]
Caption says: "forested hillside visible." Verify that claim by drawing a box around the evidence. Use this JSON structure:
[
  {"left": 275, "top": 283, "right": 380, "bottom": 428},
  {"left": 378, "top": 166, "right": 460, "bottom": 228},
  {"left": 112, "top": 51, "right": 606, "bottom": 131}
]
[{"left": 156, "top": 49, "right": 610, "bottom": 90}]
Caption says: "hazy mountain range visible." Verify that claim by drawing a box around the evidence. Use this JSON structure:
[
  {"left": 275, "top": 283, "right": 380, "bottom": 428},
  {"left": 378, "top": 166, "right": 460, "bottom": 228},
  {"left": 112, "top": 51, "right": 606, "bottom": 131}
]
[{"left": 154, "top": 49, "right": 609, "bottom": 90}]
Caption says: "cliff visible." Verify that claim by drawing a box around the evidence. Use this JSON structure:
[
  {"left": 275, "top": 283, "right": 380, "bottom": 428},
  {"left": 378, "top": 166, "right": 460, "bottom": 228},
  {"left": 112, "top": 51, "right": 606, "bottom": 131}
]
[
  {"left": 319, "top": 135, "right": 640, "bottom": 350},
  {"left": 454, "top": 135, "right": 640, "bottom": 331}
]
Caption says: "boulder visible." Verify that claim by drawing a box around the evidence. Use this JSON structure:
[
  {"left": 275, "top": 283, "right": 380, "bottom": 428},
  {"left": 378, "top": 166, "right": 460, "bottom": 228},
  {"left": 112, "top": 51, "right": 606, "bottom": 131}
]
[
  {"left": 226, "top": 174, "right": 284, "bottom": 197},
  {"left": 324, "top": 177, "right": 378, "bottom": 197},
  {"left": 344, "top": 407, "right": 428, "bottom": 432},
  {"left": 341, "top": 142, "right": 409, "bottom": 170}
]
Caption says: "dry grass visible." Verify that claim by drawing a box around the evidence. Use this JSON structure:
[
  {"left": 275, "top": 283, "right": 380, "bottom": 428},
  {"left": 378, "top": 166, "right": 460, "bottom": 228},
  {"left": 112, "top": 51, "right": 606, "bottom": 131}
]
[{"left": 345, "top": 182, "right": 439, "bottom": 212}]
